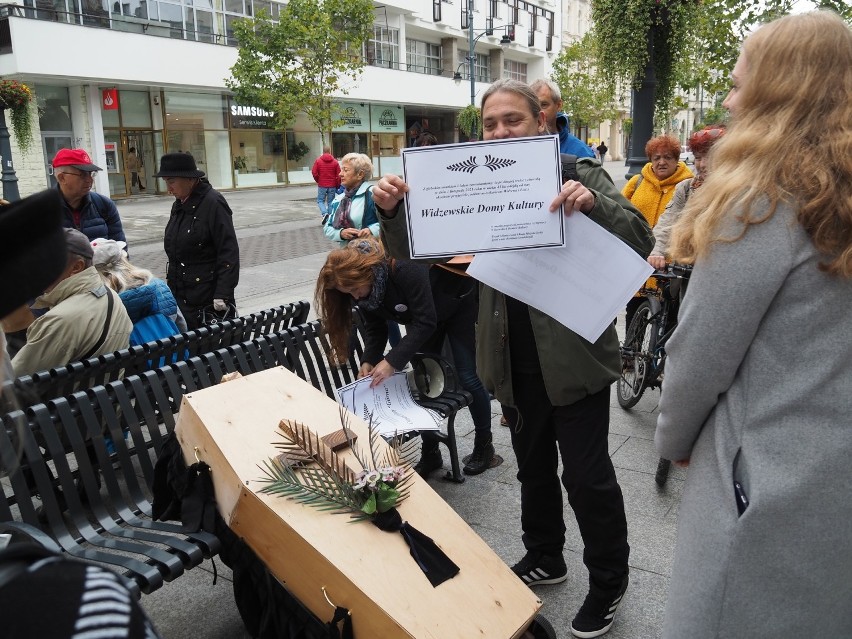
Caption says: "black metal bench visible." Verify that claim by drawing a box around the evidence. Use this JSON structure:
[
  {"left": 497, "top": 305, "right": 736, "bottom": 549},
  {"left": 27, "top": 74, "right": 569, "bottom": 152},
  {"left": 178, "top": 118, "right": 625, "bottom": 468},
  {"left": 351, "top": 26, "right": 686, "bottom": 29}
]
[
  {"left": 0, "top": 320, "right": 472, "bottom": 600},
  {"left": 3, "top": 301, "right": 310, "bottom": 409}
]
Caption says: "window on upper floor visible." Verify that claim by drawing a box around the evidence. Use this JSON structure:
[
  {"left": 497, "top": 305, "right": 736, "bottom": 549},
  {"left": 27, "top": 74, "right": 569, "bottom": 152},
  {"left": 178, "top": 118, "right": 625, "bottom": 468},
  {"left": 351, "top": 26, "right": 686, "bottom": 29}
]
[
  {"left": 406, "top": 39, "right": 442, "bottom": 76},
  {"left": 366, "top": 25, "right": 400, "bottom": 69},
  {"left": 503, "top": 59, "right": 527, "bottom": 82},
  {"left": 458, "top": 50, "right": 490, "bottom": 82}
]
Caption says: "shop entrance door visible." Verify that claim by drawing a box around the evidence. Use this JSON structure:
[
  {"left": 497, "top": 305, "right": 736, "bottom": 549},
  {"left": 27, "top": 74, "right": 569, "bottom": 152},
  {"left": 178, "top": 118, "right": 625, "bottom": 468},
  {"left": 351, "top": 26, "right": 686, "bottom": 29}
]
[
  {"left": 122, "top": 131, "right": 159, "bottom": 195},
  {"left": 106, "top": 131, "right": 160, "bottom": 197}
]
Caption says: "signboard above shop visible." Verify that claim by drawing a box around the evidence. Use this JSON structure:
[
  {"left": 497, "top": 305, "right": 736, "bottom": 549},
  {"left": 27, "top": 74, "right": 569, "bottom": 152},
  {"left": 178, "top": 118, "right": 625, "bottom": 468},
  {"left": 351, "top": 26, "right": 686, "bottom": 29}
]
[
  {"left": 371, "top": 104, "right": 405, "bottom": 133},
  {"left": 230, "top": 101, "right": 276, "bottom": 129},
  {"left": 332, "top": 102, "right": 370, "bottom": 132}
]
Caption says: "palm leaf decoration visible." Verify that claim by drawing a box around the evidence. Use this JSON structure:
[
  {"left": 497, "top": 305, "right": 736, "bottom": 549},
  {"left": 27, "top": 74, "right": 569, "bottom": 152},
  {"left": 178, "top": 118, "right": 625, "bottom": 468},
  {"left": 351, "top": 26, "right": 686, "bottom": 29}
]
[{"left": 257, "top": 409, "right": 418, "bottom": 521}]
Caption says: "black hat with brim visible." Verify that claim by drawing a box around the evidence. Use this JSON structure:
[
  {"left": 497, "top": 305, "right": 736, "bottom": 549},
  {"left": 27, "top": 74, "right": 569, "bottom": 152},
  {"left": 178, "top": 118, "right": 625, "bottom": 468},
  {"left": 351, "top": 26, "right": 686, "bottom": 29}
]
[
  {"left": 0, "top": 189, "right": 67, "bottom": 318},
  {"left": 153, "top": 152, "right": 205, "bottom": 178}
]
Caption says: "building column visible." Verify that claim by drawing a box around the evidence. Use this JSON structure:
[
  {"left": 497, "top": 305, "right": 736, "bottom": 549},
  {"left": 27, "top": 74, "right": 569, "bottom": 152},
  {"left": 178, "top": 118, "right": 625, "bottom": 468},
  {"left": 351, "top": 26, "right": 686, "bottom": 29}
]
[{"left": 79, "top": 84, "right": 109, "bottom": 195}]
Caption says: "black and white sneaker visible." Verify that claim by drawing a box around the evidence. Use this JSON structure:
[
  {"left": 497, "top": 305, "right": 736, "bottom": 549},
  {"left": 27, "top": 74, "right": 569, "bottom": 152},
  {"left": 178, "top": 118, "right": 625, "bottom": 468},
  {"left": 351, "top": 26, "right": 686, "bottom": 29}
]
[
  {"left": 570, "top": 575, "right": 629, "bottom": 638},
  {"left": 511, "top": 551, "right": 568, "bottom": 587}
]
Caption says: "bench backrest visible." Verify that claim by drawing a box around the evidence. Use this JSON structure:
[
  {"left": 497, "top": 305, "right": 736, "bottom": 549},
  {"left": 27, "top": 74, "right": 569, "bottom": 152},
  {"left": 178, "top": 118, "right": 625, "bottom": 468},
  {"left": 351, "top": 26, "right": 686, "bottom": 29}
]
[{"left": 2, "top": 301, "right": 310, "bottom": 411}]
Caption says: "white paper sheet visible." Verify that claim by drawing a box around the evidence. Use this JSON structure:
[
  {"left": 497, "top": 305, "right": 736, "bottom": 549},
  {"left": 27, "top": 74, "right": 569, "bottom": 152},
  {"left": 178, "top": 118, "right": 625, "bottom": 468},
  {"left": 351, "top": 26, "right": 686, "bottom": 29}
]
[
  {"left": 335, "top": 372, "right": 442, "bottom": 437},
  {"left": 466, "top": 212, "right": 654, "bottom": 343},
  {"left": 400, "top": 136, "right": 564, "bottom": 258}
]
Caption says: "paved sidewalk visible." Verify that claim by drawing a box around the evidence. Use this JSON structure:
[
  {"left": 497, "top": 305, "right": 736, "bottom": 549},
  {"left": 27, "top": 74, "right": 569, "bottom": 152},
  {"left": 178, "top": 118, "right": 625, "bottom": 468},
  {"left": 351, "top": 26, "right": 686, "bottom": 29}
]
[{"left": 134, "top": 159, "right": 684, "bottom": 639}]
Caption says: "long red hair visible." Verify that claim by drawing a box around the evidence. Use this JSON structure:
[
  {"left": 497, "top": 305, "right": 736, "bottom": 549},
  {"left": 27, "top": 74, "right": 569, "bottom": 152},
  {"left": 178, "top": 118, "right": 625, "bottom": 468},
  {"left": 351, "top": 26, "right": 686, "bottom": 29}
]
[{"left": 314, "top": 239, "right": 386, "bottom": 363}]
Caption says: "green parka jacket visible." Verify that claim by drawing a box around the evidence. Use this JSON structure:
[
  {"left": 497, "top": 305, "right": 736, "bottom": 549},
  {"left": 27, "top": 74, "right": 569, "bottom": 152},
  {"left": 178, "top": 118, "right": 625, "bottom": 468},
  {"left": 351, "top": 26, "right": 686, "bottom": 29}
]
[{"left": 379, "top": 158, "right": 653, "bottom": 407}]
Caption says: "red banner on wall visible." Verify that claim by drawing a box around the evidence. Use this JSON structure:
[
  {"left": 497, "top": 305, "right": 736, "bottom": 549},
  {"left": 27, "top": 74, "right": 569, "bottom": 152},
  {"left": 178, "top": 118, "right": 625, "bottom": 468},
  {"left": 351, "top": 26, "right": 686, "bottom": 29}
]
[{"left": 102, "top": 88, "right": 119, "bottom": 110}]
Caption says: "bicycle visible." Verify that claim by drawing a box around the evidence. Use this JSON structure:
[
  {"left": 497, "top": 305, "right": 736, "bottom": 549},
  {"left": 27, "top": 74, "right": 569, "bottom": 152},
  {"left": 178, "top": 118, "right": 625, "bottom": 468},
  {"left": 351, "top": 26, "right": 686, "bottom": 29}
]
[{"left": 617, "top": 263, "right": 692, "bottom": 486}]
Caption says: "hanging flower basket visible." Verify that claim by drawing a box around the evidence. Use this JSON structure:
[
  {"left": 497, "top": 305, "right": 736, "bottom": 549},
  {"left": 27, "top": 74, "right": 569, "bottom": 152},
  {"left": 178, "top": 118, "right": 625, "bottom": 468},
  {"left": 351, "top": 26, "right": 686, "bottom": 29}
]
[
  {"left": 0, "top": 79, "right": 36, "bottom": 155},
  {"left": 457, "top": 104, "right": 482, "bottom": 141}
]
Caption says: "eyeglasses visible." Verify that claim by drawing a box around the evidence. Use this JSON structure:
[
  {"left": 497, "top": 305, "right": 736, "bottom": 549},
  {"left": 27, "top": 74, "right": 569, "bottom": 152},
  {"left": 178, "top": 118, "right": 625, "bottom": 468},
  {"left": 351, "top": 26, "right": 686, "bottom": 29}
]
[{"left": 64, "top": 170, "right": 97, "bottom": 179}]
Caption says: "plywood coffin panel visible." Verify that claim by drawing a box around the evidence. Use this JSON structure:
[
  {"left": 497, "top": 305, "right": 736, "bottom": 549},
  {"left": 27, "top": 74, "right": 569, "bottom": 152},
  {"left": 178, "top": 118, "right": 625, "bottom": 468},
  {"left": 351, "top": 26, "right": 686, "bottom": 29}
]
[{"left": 175, "top": 367, "right": 541, "bottom": 639}]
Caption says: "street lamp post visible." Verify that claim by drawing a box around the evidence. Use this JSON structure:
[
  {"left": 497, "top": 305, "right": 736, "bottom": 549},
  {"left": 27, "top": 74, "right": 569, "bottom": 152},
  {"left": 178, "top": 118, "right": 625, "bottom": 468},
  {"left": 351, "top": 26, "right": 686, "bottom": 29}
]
[{"left": 453, "top": 0, "right": 513, "bottom": 106}]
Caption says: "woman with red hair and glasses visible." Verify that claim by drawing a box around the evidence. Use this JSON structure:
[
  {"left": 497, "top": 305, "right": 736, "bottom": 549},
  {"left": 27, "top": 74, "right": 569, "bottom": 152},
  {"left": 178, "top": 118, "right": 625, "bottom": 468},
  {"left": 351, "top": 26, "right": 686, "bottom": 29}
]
[
  {"left": 648, "top": 126, "right": 725, "bottom": 270},
  {"left": 622, "top": 135, "right": 693, "bottom": 325}
]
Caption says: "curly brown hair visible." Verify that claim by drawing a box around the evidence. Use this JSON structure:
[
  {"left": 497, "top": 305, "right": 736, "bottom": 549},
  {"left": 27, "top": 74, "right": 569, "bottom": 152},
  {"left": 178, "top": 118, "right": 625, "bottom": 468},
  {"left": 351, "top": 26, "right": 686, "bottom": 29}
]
[{"left": 314, "top": 239, "right": 386, "bottom": 363}]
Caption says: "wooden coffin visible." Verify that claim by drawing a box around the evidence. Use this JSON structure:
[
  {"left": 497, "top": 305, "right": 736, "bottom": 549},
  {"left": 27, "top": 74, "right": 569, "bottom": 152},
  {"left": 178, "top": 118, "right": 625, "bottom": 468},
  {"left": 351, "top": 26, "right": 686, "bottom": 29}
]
[{"left": 175, "top": 367, "right": 541, "bottom": 639}]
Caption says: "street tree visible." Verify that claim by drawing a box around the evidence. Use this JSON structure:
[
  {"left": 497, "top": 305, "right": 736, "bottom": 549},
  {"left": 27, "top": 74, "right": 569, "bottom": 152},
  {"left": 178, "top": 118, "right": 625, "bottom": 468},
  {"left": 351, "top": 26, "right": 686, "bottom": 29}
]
[
  {"left": 550, "top": 34, "right": 617, "bottom": 130},
  {"left": 226, "top": 0, "right": 374, "bottom": 144},
  {"left": 591, "top": 0, "right": 851, "bottom": 117}
]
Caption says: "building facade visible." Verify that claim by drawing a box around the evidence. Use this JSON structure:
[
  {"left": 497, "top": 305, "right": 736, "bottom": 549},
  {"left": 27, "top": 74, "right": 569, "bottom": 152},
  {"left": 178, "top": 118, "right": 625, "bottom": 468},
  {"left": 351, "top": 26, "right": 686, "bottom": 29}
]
[{"left": 0, "top": 0, "right": 559, "bottom": 198}]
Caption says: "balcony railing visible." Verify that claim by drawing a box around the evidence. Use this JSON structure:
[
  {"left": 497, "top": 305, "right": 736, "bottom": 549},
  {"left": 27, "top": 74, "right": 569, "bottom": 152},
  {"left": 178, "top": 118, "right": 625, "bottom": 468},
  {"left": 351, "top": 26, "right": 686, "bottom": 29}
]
[{"left": 0, "top": 2, "right": 234, "bottom": 47}]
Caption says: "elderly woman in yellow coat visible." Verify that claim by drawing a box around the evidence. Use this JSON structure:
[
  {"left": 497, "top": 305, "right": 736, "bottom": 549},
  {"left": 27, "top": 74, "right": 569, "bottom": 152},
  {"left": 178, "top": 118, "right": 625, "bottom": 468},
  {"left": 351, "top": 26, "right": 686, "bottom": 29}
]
[{"left": 622, "top": 134, "right": 693, "bottom": 326}]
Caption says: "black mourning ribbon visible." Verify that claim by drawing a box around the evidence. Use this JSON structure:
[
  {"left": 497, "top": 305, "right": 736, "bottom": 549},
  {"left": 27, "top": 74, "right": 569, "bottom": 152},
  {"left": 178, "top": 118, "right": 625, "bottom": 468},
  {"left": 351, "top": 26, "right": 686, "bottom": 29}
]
[{"left": 371, "top": 508, "right": 460, "bottom": 587}]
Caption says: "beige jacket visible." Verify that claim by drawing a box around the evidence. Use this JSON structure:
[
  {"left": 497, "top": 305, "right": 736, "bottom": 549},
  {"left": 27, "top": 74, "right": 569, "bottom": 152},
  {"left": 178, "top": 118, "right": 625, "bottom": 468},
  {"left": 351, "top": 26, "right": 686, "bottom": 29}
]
[{"left": 12, "top": 267, "right": 132, "bottom": 377}]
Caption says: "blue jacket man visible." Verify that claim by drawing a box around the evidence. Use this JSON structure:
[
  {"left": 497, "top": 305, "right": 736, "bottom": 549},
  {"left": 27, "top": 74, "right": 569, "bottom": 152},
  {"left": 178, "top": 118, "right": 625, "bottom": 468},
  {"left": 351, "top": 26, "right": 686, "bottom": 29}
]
[
  {"left": 530, "top": 79, "right": 595, "bottom": 159},
  {"left": 53, "top": 148, "right": 127, "bottom": 246}
]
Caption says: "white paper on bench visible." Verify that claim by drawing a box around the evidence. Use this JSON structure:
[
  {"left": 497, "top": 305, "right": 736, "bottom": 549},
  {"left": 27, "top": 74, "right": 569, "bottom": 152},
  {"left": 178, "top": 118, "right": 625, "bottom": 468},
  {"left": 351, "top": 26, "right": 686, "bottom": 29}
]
[{"left": 335, "top": 372, "right": 442, "bottom": 436}]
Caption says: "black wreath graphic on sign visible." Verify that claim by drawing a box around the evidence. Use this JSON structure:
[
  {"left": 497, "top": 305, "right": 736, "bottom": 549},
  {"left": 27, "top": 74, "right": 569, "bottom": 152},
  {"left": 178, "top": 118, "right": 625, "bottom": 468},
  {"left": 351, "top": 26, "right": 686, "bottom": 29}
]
[{"left": 446, "top": 154, "right": 517, "bottom": 174}]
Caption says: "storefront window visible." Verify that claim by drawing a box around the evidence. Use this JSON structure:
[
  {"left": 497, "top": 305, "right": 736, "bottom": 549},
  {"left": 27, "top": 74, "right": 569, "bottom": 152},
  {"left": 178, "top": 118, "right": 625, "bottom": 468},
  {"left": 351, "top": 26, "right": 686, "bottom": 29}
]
[
  {"left": 331, "top": 133, "right": 368, "bottom": 157},
  {"left": 165, "top": 129, "right": 233, "bottom": 189},
  {"left": 164, "top": 92, "right": 228, "bottom": 130},
  {"left": 285, "top": 130, "right": 322, "bottom": 184},
  {"left": 370, "top": 104, "right": 405, "bottom": 176},
  {"left": 231, "top": 130, "right": 286, "bottom": 187},
  {"left": 36, "top": 85, "right": 72, "bottom": 132},
  {"left": 120, "top": 90, "right": 153, "bottom": 128}
]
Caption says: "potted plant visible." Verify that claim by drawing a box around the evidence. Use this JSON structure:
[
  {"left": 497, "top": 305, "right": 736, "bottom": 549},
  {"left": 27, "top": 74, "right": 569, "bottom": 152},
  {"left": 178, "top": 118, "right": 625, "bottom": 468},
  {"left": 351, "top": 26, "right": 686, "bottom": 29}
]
[
  {"left": 287, "top": 140, "right": 310, "bottom": 164},
  {"left": 0, "top": 79, "right": 35, "bottom": 155},
  {"left": 457, "top": 104, "right": 481, "bottom": 141},
  {"left": 233, "top": 155, "right": 247, "bottom": 173}
]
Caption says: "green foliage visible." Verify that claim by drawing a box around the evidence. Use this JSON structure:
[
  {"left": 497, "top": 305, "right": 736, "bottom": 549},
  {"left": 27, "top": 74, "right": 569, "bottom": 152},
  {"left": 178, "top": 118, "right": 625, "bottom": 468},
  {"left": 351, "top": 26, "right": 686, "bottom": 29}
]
[
  {"left": 456, "top": 104, "right": 482, "bottom": 139},
  {"left": 695, "top": 104, "right": 728, "bottom": 130},
  {"left": 258, "top": 411, "right": 419, "bottom": 522},
  {"left": 591, "top": 0, "right": 851, "bottom": 118},
  {"left": 226, "top": 0, "right": 374, "bottom": 142},
  {"left": 287, "top": 140, "right": 310, "bottom": 163},
  {"left": 590, "top": 0, "right": 701, "bottom": 116},
  {"left": 0, "top": 79, "right": 36, "bottom": 155},
  {"left": 550, "top": 34, "right": 617, "bottom": 127}
]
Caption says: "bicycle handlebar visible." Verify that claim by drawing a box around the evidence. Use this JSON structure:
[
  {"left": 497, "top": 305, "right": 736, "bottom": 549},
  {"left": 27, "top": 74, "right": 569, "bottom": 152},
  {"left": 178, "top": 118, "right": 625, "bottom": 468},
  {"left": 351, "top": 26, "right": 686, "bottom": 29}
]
[{"left": 650, "top": 263, "right": 693, "bottom": 281}]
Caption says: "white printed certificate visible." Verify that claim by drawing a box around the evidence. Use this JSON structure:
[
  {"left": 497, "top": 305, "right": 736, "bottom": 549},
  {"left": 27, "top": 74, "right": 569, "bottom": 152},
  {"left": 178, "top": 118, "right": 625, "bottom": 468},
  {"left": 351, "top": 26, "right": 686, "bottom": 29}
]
[
  {"left": 401, "top": 135, "right": 564, "bottom": 258},
  {"left": 335, "top": 372, "right": 442, "bottom": 437}
]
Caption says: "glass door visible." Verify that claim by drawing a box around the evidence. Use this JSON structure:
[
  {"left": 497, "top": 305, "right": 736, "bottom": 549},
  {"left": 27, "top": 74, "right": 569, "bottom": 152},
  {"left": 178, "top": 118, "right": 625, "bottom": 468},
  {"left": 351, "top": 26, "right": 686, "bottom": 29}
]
[{"left": 109, "top": 130, "right": 160, "bottom": 197}]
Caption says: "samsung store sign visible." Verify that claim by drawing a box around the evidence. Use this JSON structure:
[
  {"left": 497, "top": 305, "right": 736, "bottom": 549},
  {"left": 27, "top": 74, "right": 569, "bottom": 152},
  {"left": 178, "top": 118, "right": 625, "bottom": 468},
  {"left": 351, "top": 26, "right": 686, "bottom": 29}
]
[{"left": 230, "top": 103, "right": 275, "bottom": 129}]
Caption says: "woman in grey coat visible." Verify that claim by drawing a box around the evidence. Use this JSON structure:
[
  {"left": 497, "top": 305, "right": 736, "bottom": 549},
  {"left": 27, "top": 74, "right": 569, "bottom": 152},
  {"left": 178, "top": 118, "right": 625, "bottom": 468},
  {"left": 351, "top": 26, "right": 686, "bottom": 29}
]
[{"left": 655, "top": 11, "right": 852, "bottom": 638}]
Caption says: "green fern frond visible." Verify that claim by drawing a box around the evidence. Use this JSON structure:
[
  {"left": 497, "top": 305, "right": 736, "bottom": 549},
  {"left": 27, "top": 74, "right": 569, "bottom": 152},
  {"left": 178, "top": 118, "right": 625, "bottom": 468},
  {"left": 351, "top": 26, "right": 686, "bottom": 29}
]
[{"left": 257, "top": 458, "right": 364, "bottom": 514}]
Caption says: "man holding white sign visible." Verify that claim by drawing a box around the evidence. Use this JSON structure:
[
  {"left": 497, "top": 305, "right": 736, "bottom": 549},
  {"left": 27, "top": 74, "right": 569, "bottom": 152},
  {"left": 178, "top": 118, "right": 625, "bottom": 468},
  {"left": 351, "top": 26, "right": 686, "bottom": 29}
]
[{"left": 373, "top": 80, "right": 653, "bottom": 638}]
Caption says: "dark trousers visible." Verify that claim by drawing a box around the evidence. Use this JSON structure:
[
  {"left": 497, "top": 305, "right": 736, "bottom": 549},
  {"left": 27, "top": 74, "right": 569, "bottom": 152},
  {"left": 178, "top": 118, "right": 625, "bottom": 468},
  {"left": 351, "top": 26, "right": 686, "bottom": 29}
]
[
  {"left": 505, "top": 376, "right": 629, "bottom": 595},
  {"left": 421, "top": 269, "right": 492, "bottom": 435}
]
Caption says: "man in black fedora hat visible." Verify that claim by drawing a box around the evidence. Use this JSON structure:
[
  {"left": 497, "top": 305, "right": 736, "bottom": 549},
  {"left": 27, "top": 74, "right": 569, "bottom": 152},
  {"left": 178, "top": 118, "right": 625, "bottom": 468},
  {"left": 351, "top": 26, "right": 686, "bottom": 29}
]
[{"left": 155, "top": 152, "right": 239, "bottom": 329}]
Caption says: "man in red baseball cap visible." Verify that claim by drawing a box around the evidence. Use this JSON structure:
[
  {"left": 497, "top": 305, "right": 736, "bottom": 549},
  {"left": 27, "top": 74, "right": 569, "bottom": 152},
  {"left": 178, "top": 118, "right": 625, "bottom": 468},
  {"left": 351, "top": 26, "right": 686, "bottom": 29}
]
[{"left": 52, "top": 148, "right": 127, "bottom": 247}]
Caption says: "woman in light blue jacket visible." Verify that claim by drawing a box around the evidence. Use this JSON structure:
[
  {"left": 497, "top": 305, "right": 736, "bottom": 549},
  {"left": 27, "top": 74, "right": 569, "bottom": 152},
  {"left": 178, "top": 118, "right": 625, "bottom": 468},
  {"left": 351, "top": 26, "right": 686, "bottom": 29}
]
[{"left": 323, "top": 153, "right": 379, "bottom": 247}]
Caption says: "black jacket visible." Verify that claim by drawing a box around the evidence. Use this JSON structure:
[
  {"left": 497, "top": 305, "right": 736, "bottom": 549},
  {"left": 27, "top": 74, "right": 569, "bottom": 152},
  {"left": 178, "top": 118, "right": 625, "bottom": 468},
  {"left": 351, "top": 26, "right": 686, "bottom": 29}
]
[
  {"left": 163, "top": 180, "right": 239, "bottom": 315},
  {"left": 361, "top": 259, "right": 437, "bottom": 370}
]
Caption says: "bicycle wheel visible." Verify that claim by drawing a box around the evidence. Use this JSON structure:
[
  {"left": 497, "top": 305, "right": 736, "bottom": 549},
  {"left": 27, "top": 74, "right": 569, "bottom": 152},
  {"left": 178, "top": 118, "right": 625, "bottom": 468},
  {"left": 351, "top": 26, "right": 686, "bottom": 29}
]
[{"left": 618, "top": 300, "right": 653, "bottom": 409}]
